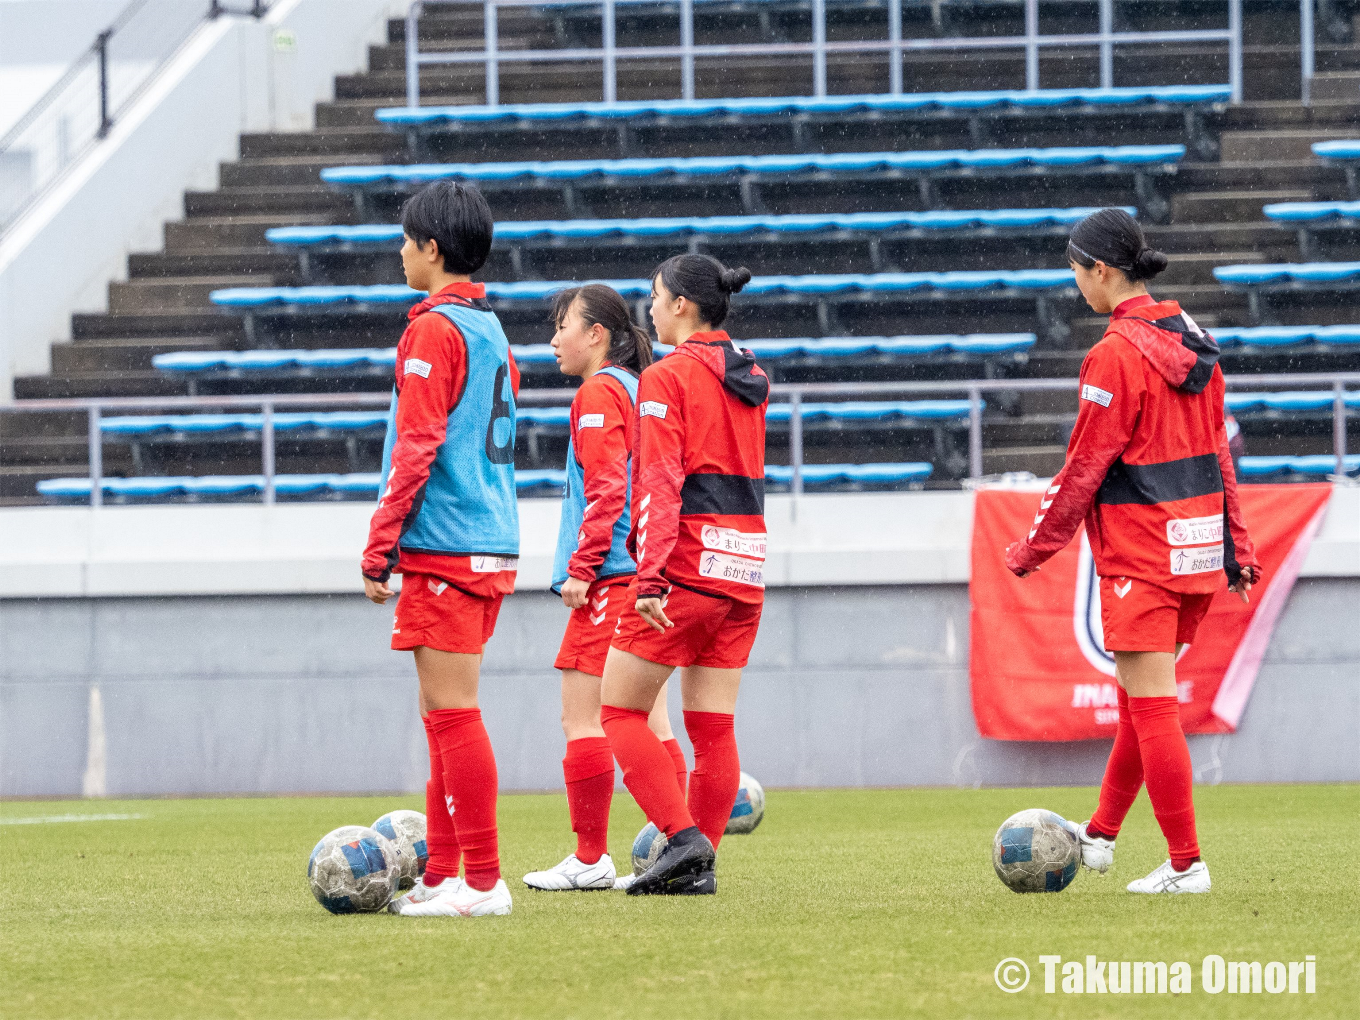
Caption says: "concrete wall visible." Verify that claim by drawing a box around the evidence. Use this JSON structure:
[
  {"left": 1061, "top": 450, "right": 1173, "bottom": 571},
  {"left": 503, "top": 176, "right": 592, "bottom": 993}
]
[
  {"left": 3, "top": 578, "right": 1356, "bottom": 798},
  {"left": 0, "top": 0, "right": 405, "bottom": 399}
]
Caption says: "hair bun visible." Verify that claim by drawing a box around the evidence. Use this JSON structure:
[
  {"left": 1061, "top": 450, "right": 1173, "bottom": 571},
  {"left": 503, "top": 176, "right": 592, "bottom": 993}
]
[
  {"left": 719, "top": 266, "right": 753, "bottom": 294},
  {"left": 1133, "top": 248, "right": 1169, "bottom": 280}
]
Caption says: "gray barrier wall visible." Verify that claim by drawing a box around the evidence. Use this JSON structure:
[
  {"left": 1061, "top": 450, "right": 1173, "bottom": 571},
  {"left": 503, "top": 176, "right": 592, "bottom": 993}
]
[{"left": 1, "top": 580, "right": 1357, "bottom": 798}]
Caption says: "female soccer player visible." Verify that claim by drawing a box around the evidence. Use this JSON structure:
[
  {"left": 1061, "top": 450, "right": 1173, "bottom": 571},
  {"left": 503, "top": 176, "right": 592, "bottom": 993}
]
[
  {"left": 521, "top": 284, "right": 688, "bottom": 892},
  {"left": 361, "top": 179, "right": 518, "bottom": 918},
  {"left": 1006, "top": 208, "right": 1261, "bottom": 895},
  {"left": 599, "top": 254, "right": 769, "bottom": 896}
]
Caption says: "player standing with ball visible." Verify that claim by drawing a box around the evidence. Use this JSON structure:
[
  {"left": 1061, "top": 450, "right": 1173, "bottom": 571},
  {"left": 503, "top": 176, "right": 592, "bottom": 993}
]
[
  {"left": 361, "top": 180, "right": 518, "bottom": 918},
  {"left": 600, "top": 254, "right": 769, "bottom": 896},
  {"left": 521, "top": 285, "right": 688, "bottom": 892},
  {"left": 1006, "top": 209, "right": 1261, "bottom": 895}
]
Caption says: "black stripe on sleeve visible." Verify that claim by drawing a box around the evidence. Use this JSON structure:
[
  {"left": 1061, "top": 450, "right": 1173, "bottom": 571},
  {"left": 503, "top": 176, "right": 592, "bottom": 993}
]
[
  {"left": 680, "top": 473, "right": 765, "bottom": 516},
  {"left": 1096, "top": 454, "right": 1223, "bottom": 506}
]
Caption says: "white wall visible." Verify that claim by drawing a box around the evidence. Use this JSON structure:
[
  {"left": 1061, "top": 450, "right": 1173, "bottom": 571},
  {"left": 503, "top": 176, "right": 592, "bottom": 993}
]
[
  {"left": 0, "top": 487, "right": 1355, "bottom": 598},
  {"left": 0, "top": 0, "right": 406, "bottom": 400}
]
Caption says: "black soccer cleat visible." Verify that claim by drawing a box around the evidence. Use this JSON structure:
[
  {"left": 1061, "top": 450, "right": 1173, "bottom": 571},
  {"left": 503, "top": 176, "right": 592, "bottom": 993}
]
[
  {"left": 626, "top": 826, "right": 715, "bottom": 896},
  {"left": 664, "top": 870, "right": 716, "bottom": 895}
]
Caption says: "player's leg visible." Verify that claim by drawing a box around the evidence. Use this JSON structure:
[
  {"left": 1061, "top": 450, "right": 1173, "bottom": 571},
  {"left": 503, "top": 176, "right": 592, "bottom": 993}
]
[
  {"left": 648, "top": 681, "right": 688, "bottom": 795},
  {"left": 679, "top": 665, "right": 742, "bottom": 851},
  {"left": 1079, "top": 682, "right": 1140, "bottom": 872},
  {"left": 392, "top": 687, "right": 464, "bottom": 909}
]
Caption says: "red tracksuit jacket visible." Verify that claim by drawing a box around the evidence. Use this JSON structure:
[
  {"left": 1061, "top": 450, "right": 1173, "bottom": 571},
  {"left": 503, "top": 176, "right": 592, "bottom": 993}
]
[
  {"left": 566, "top": 368, "right": 636, "bottom": 583},
  {"left": 361, "top": 282, "right": 520, "bottom": 595},
  {"left": 1007, "top": 295, "right": 1259, "bottom": 593},
  {"left": 628, "top": 331, "right": 770, "bottom": 604}
]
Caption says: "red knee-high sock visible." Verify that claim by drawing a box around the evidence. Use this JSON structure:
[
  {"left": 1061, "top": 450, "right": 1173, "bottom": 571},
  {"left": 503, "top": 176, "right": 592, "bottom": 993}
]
[
  {"left": 1127, "top": 696, "right": 1200, "bottom": 870},
  {"left": 427, "top": 708, "right": 501, "bottom": 891},
  {"left": 1088, "top": 687, "right": 1144, "bottom": 840},
  {"left": 683, "top": 711, "right": 740, "bottom": 850},
  {"left": 564, "top": 737, "right": 614, "bottom": 865},
  {"left": 662, "top": 737, "right": 688, "bottom": 797},
  {"left": 421, "top": 715, "right": 460, "bottom": 885},
  {"left": 601, "top": 706, "right": 694, "bottom": 838}
]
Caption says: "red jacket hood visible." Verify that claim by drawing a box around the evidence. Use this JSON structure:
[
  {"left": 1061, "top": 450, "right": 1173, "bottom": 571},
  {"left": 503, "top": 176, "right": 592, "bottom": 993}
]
[
  {"left": 409, "top": 281, "right": 489, "bottom": 320},
  {"left": 671, "top": 331, "right": 770, "bottom": 407},
  {"left": 1107, "top": 299, "right": 1221, "bottom": 395}
]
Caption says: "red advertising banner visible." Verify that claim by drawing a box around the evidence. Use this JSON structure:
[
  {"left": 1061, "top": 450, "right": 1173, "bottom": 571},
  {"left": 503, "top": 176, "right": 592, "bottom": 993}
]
[{"left": 969, "top": 483, "right": 1333, "bottom": 741}]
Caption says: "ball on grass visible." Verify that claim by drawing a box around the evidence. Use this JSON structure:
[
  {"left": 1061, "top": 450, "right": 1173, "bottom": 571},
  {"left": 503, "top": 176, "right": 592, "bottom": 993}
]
[
  {"left": 992, "top": 809, "right": 1080, "bottom": 893},
  {"left": 308, "top": 825, "right": 401, "bottom": 914}
]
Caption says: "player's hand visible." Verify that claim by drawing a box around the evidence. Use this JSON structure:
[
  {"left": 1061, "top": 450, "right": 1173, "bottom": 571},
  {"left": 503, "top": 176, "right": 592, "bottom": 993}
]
[
  {"left": 561, "top": 576, "right": 591, "bottom": 610},
  {"left": 636, "top": 596, "right": 673, "bottom": 634},
  {"left": 364, "top": 576, "right": 394, "bottom": 605},
  {"left": 1228, "top": 577, "right": 1253, "bottom": 604},
  {"left": 1004, "top": 542, "right": 1034, "bottom": 579}
]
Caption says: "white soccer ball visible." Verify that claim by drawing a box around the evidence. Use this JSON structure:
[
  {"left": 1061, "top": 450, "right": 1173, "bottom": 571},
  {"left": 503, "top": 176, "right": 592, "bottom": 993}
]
[
  {"left": 308, "top": 825, "right": 401, "bottom": 913},
  {"left": 725, "top": 771, "right": 765, "bottom": 835},
  {"left": 992, "top": 809, "right": 1081, "bottom": 893},
  {"left": 631, "top": 822, "right": 667, "bottom": 877},
  {"left": 371, "top": 810, "right": 428, "bottom": 890}
]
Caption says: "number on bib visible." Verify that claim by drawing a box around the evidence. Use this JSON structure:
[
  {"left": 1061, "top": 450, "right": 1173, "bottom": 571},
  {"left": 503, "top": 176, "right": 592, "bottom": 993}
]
[{"left": 485, "top": 362, "right": 515, "bottom": 464}]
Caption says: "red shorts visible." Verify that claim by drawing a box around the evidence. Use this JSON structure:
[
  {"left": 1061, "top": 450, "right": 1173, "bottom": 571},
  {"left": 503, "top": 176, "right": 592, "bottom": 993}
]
[
  {"left": 1100, "top": 575, "right": 1214, "bottom": 653},
  {"left": 553, "top": 577, "right": 634, "bottom": 676},
  {"left": 610, "top": 582, "right": 763, "bottom": 669},
  {"left": 391, "top": 573, "right": 504, "bottom": 654}
]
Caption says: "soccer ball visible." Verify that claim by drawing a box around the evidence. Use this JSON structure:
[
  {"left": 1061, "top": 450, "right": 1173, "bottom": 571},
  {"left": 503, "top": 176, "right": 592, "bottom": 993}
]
[
  {"left": 371, "top": 810, "right": 428, "bottom": 890},
  {"left": 991, "top": 809, "right": 1081, "bottom": 893},
  {"left": 308, "top": 825, "right": 401, "bottom": 913},
  {"left": 631, "top": 822, "right": 667, "bottom": 877},
  {"left": 725, "top": 771, "right": 765, "bottom": 835}
]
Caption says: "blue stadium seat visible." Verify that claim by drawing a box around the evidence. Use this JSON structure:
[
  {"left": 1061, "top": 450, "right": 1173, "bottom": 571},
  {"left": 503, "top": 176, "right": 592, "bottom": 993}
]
[
  {"left": 765, "top": 399, "right": 976, "bottom": 422},
  {"left": 1212, "top": 325, "right": 1360, "bottom": 347},
  {"left": 1313, "top": 140, "right": 1360, "bottom": 200},
  {"left": 99, "top": 411, "right": 388, "bottom": 436},
  {"left": 1212, "top": 262, "right": 1360, "bottom": 323},
  {"left": 37, "top": 463, "right": 937, "bottom": 500},
  {"left": 1224, "top": 391, "right": 1360, "bottom": 413},
  {"left": 1237, "top": 454, "right": 1360, "bottom": 478},
  {"left": 1262, "top": 201, "right": 1360, "bottom": 260},
  {"left": 321, "top": 148, "right": 1185, "bottom": 220},
  {"left": 269, "top": 210, "right": 1133, "bottom": 282}
]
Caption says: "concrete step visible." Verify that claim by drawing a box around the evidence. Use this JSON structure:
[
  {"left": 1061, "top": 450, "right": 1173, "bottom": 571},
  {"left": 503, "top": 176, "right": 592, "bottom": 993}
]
[
  {"left": 1173, "top": 188, "right": 1315, "bottom": 223},
  {"left": 1311, "top": 72, "right": 1360, "bottom": 102},
  {"left": 72, "top": 311, "right": 237, "bottom": 341},
  {"left": 108, "top": 276, "right": 265, "bottom": 315},
  {"left": 238, "top": 129, "right": 401, "bottom": 161},
  {"left": 12, "top": 372, "right": 189, "bottom": 400},
  {"left": 127, "top": 250, "right": 295, "bottom": 282},
  {"left": 184, "top": 187, "right": 351, "bottom": 218},
  {"left": 1221, "top": 128, "right": 1360, "bottom": 162},
  {"left": 50, "top": 336, "right": 221, "bottom": 374},
  {"left": 165, "top": 214, "right": 333, "bottom": 250},
  {"left": 983, "top": 444, "right": 1068, "bottom": 477}
]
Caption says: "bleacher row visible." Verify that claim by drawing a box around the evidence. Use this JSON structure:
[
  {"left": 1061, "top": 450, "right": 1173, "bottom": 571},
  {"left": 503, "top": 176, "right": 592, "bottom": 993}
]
[{"left": 31, "top": 87, "right": 1360, "bottom": 501}]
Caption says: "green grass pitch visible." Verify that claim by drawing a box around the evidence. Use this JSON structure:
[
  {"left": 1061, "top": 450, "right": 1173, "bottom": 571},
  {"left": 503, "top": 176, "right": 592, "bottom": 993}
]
[{"left": 2, "top": 784, "right": 1356, "bottom": 1019}]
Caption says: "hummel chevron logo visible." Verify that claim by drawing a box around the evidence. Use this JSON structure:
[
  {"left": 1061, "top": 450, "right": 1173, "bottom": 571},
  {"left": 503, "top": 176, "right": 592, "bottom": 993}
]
[
  {"left": 1113, "top": 579, "right": 1133, "bottom": 599},
  {"left": 591, "top": 596, "right": 608, "bottom": 610},
  {"left": 590, "top": 613, "right": 607, "bottom": 626},
  {"left": 445, "top": 794, "right": 455, "bottom": 817}
]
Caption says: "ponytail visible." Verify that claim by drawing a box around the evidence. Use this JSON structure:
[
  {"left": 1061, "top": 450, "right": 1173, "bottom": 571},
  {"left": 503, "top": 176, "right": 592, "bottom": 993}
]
[
  {"left": 550, "top": 284, "right": 653, "bottom": 374},
  {"left": 1066, "top": 208, "right": 1168, "bottom": 282},
  {"left": 651, "top": 253, "right": 752, "bottom": 327}
]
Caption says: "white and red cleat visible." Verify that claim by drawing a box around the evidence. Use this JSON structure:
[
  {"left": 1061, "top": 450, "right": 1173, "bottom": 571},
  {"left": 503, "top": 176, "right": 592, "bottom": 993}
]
[
  {"left": 387, "top": 875, "right": 460, "bottom": 914},
  {"left": 397, "top": 878, "right": 513, "bottom": 916}
]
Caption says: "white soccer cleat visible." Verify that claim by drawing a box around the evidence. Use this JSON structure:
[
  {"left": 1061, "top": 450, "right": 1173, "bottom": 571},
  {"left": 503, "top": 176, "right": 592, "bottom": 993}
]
[
  {"left": 522, "top": 854, "right": 617, "bottom": 891},
  {"left": 1075, "top": 821, "right": 1116, "bottom": 874},
  {"left": 397, "top": 877, "right": 513, "bottom": 916},
  {"left": 613, "top": 872, "right": 638, "bottom": 891},
  {"left": 1126, "top": 859, "right": 1211, "bottom": 894},
  {"left": 387, "top": 875, "right": 461, "bottom": 913}
]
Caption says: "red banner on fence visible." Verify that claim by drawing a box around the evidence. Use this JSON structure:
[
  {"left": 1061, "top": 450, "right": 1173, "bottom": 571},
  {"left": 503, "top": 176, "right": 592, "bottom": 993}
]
[{"left": 968, "top": 483, "right": 1332, "bottom": 741}]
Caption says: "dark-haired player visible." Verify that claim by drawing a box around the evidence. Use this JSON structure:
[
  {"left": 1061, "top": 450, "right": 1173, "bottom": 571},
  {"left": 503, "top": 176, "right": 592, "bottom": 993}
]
[
  {"left": 1007, "top": 208, "right": 1260, "bottom": 895},
  {"left": 362, "top": 179, "right": 519, "bottom": 917},
  {"left": 521, "top": 285, "right": 688, "bottom": 892},
  {"left": 599, "top": 254, "right": 769, "bottom": 896}
]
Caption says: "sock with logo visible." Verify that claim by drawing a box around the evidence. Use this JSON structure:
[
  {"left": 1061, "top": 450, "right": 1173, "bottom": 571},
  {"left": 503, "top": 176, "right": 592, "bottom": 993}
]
[
  {"left": 427, "top": 707, "right": 501, "bottom": 892},
  {"left": 563, "top": 737, "right": 614, "bottom": 865},
  {"left": 1127, "top": 695, "right": 1201, "bottom": 870},
  {"left": 601, "top": 705, "right": 694, "bottom": 838},
  {"left": 683, "top": 710, "right": 740, "bottom": 850},
  {"left": 1088, "top": 687, "right": 1143, "bottom": 841},
  {"left": 421, "top": 714, "right": 460, "bottom": 884},
  {"left": 662, "top": 737, "right": 688, "bottom": 797}
]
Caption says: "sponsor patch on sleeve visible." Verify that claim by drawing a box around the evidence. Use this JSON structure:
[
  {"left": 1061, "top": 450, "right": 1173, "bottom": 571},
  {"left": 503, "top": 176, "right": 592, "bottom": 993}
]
[
  {"left": 1166, "top": 514, "right": 1224, "bottom": 547},
  {"left": 577, "top": 413, "right": 605, "bottom": 429},
  {"left": 1080, "top": 384, "right": 1113, "bottom": 407},
  {"left": 639, "top": 401, "right": 668, "bottom": 419},
  {"left": 403, "top": 358, "right": 432, "bottom": 379},
  {"left": 1169, "top": 545, "right": 1223, "bottom": 575}
]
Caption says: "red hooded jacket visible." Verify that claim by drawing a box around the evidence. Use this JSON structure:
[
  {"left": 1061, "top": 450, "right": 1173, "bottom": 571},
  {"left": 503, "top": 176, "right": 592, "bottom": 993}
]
[
  {"left": 1006, "top": 295, "right": 1260, "bottom": 593},
  {"left": 628, "top": 331, "right": 770, "bottom": 605}
]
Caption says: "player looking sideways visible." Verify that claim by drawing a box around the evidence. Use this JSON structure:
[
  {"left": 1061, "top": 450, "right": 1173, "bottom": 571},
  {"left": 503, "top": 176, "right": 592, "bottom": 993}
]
[
  {"left": 1006, "top": 208, "right": 1260, "bottom": 895},
  {"left": 600, "top": 254, "right": 769, "bottom": 896},
  {"left": 521, "top": 285, "right": 688, "bottom": 893},
  {"left": 361, "top": 180, "right": 519, "bottom": 918}
]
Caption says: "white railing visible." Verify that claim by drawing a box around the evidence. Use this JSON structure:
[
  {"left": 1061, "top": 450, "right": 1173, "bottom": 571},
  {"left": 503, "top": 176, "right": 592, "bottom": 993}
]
[
  {"left": 3, "top": 371, "right": 1355, "bottom": 506},
  {"left": 403, "top": 0, "right": 1244, "bottom": 107}
]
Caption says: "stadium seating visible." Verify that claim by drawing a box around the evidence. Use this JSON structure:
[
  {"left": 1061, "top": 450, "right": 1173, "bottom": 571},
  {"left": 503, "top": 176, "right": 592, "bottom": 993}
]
[
  {"left": 1213, "top": 325, "right": 1360, "bottom": 348},
  {"left": 322, "top": 147, "right": 1186, "bottom": 223},
  {"left": 1313, "top": 141, "right": 1360, "bottom": 200},
  {"left": 1224, "top": 391, "right": 1360, "bottom": 413},
  {"left": 268, "top": 208, "right": 1133, "bottom": 282},
  {"left": 209, "top": 272, "right": 1078, "bottom": 344},
  {"left": 36, "top": 461, "right": 937, "bottom": 502},
  {"left": 1212, "top": 262, "right": 1360, "bottom": 323},
  {"left": 1237, "top": 454, "right": 1360, "bottom": 478},
  {"left": 377, "top": 87, "right": 1230, "bottom": 161},
  {"left": 1262, "top": 201, "right": 1360, "bottom": 260}
]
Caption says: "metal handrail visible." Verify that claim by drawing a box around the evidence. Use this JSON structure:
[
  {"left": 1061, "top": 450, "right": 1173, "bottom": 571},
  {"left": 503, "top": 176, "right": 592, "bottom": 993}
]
[
  {"left": 403, "top": 0, "right": 1244, "bottom": 106},
  {"left": 3, "top": 370, "right": 1354, "bottom": 507}
]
